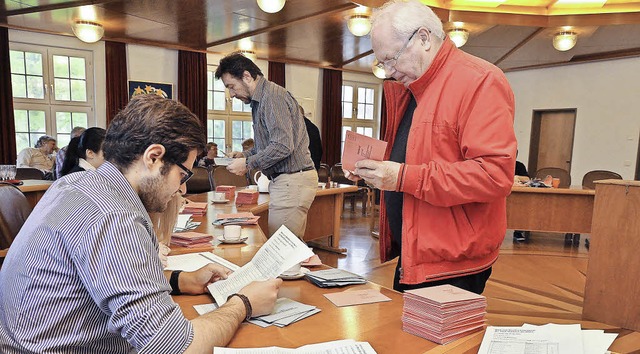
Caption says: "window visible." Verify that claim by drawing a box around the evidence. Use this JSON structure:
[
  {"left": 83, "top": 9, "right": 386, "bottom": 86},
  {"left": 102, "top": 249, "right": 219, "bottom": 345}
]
[
  {"left": 341, "top": 81, "right": 379, "bottom": 153},
  {"left": 206, "top": 66, "right": 253, "bottom": 154},
  {"left": 10, "top": 43, "right": 95, "bottom": 154}
]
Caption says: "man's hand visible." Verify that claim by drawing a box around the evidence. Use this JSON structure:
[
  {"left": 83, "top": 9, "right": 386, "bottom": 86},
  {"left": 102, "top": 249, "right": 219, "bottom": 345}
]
[
  {"left": 229, "top": 151, "right": 245, "bottom": 158},
  {"left": 354, "top": 159, "right": 402, "bottom": 191},
  {"left": 179, "top": 264, "right": 233, "bottom": 295},
  {"left": 343, "top": 168, "right": 362, "bottom": 183},
  {"left": 238, "top": 279, "right": 282, "bottom": 317},
  {"left": 227, "top": 157, "right": 248, "bottom": 176}
]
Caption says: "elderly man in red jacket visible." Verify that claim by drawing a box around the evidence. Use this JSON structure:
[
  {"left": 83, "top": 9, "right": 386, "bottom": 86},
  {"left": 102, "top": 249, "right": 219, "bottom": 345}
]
[{"left": 348, "top": 0, "right": 516, "bottom": 294}]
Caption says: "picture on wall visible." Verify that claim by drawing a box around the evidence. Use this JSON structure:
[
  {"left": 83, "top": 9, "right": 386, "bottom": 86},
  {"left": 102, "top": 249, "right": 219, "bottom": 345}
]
[{"left": 128, "top": 80, "right": 173, "bottom": 99}]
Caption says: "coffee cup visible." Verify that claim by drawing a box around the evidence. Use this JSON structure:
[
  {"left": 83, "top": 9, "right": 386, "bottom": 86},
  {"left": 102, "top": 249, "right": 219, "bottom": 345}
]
[
  {"left": 223, "top": 225, "right": 242, "bottom": 240},
  {"left": 213, "top": 192, "right": 226, "bottom": 201},
  {"left": 282, "top": 263, "right": 301, "bottom": 276}
]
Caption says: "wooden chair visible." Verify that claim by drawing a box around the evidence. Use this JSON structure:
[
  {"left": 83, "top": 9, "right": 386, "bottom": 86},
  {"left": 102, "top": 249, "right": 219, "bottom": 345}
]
[
  {"left": 211, "top": 166, "right": 249, "bottom": 188},
  {"left": 15, "top": 167, "right": 45, "bottom": 180},
  {"left": 317, "top": 163, "right": 330, "bottom": 183},
  {"left": 582, "top": 170, "right": 622, "bottom": 190},
  {"left": 0, "top": 183, "right": 33, "bottom": 268},
  {"left": 535, "top": 167, "right": 571, "bottom": 188},
  {"left": 185, "top": 166, "right": 212, "bottom": 194},
  {"left": 330, "top": 163, "right": 369, "bottom": 215}
]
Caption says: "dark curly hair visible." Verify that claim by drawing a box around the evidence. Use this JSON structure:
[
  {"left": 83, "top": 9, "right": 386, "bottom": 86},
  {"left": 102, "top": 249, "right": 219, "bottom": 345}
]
[
  {"left": 214, "top": 52, "right": 263, "bottom": 80},
  {"left": 103, "top": 95, "right": 206, "bottom": 173}
]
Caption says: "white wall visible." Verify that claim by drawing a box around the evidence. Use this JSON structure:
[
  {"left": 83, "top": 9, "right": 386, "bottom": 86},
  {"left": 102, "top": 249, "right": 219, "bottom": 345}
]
[
  {"left": 506, "top": 57, "right": 640, "bottom": 181},
  {"left": 127, "top": 44, "right": 178, "bottom": 100}
]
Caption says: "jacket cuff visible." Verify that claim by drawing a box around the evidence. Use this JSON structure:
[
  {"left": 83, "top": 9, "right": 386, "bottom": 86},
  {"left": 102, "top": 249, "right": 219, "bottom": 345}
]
[
  {"left": 395, "top": 163, "right": 406, "bottom": 192},
  {"left": 398, "top": 163, "right": 422, "bottom": 195}
]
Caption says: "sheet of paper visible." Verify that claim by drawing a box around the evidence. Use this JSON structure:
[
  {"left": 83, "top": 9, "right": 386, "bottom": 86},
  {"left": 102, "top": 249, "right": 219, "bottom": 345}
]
[
  {"left": 175, "top": 214, "right": 192, "bottom": 229},
  {"left": 323, "top": 289, "right": 391, "bottom": 307},
  {"left": 341, "top": 130, "right": 387, "bottom": 172},
  {"left": 214, "top": 157, "right": 234, "bottom": 166},
  {"left": 255, "top": 298, "right": 316, "bottom": 323},
  {"left": 405, "top": 284, "right": 485, "bottom": 305},
  {"left": 213, "top": 339, "right": 378, "bottom": 354},
  {"left": 193, "top": 303, "right": 218, "bottom": 315},
  {"left": 582, "top": 330, "right": 617, "bottom": 354},
  {"left": 166, "top": 252, "right": 240, "bottom": 272},
  {"left": 478, "top": 324, "right": 584, "bottom": 354},
  {"left": 207, "top": 225, "right": 314, "bottom": 305}
]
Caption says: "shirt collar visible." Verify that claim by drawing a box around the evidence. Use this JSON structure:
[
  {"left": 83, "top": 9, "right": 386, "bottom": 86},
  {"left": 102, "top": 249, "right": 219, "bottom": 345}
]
[
  {"left": 250, "top": 75, "right": 267, "bottom": 105},
  {"left": 78, "top": 158, "right": 95, "bottom": 171},
  {"left": 408, "top": 38, "right": 455, "bottom": 98},
  {"left": 96, "top": 161, "right": 148, "bottom": 217}
]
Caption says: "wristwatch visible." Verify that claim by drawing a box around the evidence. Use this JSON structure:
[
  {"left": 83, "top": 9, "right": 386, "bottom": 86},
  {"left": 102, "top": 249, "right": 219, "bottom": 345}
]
[{"left": 170, "top": 270, "right": 182, "bottom": 295}]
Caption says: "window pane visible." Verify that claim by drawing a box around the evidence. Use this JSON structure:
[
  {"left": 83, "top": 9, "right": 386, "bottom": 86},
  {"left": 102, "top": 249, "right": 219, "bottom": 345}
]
[
  {"left": 207, "top": 92, "right": 213, "bottom": 111},
  {"left": 26, "top": 76, "right": 44, "bottom": 99},
  {"left": 343, "top": 102, "right": 352, "bottom": 119},
  {"left": 10, "top": 50, "right": 25, "bottom": 74},
  {"left": 356, "top": 126, "right": 365, "bottom": 135},
  {"left": 207, "top": 120, "right": 214, "bottom": 140},
  {"left": 358, "top": 87, "right": 366, "bottom": 102},
  {"left": 213, "top": 120, "right": 225, "bottom": 139},
  {"left": 365, "top": 88, "right": 374, "bottom": 103},
  {"left": 25, "top": 52, "right": 43, "bottom": 76},
  {"left": 73, "top": 112, "right": 88, "bottom": 128},
  {"left": 57, "top": 134, "right": 71, "bottom": 148},
  {"left": 214, "top": 77, "right": 225, "bottom": 91},
  {"left": 56, "top": 112, "right": 72, "bottom": 133},
  {"left": 29, "top": 133, "right": 41, "bottom": 146},
  {"left": 213, "top": 138, "right": 225, "bottom": 149},
  {"left": 213, "top": 92, "right": 225, "bottom": 110},
  {"left": 53, "top": 55, "right": 69, "bottom": 78},
  {"left": 232, "top": 98, "right": 243, "bottom": 112},
  {"left": 29, "top": 110, "right": 46, "bottom": 132},
  {"left": 54, "top": 78, "right": 71, "bottom": 101},
  {"left": 69, "top": 57, "right": 85, "bottom": 79},
  {"left": 365, "top": 105, "right": 374, "bottom": 120},
  {"left": 70, "top": 79, "right": 87, "bottom": 101},
  {"left": 14, "top": 110, "right": 29, "bottom": 131},
  {"left": 242, "top": 121, "right": 253, "bottom": 138},
  {"left": 16, "top": 133, "right": 30, "bottom": 153},
  {"left": 357, "top": 103, "right": 365, "bottom": 119},
  {"left": 232, "top": 121, "right": 242, "bottom": 138},
  {"left": 207, "top": 71, "right": 213, "bottom": 90},
  {"left": 11, "top": 74, "right": 27, "bottom": 98},
  {"left": 342, "top": 85, "right": 353, "bottom": 102},
  {"left": 364, "top": 127, "right": 373, "bottom": 137}
]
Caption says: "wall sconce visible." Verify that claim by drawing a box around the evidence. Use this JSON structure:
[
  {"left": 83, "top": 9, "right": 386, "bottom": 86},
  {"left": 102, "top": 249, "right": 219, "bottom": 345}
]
[
  {"left": 553, "top": 31, "right": 577, "bottom": 51},
  {"left": 240, "top": 50, "right": 257, "bottom": 62},
  {"left": 372, "top": 60, "right": 386, "bottom": 79},
  {"left": 347, "top": 14, "right": 371, "bottom": 37},
  {"left": 72, "top": 20, "right": 104, "bottom": 43},
  {"left": 257, "top": 0, "right": 286, "bottom": 13},
  {"left": 447, "top": 28, "right": 469, "bottom": 48}
]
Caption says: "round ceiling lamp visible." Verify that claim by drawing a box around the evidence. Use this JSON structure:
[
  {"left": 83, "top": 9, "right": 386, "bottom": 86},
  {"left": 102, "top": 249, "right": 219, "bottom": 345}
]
[
  {"left": 448, "top": 28, "right": 469, "bottom": 48},
  {"left": 257, "top": 0, "right": 286, "bottom": 13},
  {"left": 347, "top": 14, "right": 371, "bottom": 37},
  {"left": 372, "top": 60, "right": 386, "bottom": 79},
  {"left": 553, "top": 31, "right": 577, "bottom": 51},
  {"left": 72, "top": 20, "right": 104, "bottom": 43}
]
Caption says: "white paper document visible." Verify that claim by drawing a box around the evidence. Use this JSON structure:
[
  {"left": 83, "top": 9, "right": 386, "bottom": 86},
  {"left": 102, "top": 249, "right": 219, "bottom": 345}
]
[
  {"left": 166, "top": 252, "right": 240, "bottom": 272},
  {"left": 214, "top": 157, "right": 234, "bottom": 166},
  {"left": 213, "top": 339, "right": 377, "bottom": 354},
  {"left": 207, "top": 225, "right": 314, "bottom": 305}
]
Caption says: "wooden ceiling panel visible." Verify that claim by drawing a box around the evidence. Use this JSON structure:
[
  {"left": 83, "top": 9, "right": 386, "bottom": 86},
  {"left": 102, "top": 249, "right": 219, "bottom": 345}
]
[{"left": 462, "top": 25, "right": 540, "bottom": 64}]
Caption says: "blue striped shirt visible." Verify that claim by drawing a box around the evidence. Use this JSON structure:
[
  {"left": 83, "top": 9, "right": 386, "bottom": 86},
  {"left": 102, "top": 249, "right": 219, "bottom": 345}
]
[
  {"left": 0, "top": 162, "right": 193, "bottom": 353},
  {"left": 244, "top": 76, "right": 314, "bottom": 178}
]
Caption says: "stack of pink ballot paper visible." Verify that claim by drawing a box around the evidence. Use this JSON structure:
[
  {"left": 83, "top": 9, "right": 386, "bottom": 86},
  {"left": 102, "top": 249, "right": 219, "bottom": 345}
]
[
  {"left": 215, "top": 185, "right": 236, "bottom": 200},
  {"left": 170, "top": 231, "right": 214, "bottom": 248},
  {"left": 235, "top": 190, "right": 259, "bottom": 205},
  {"left": 402, "top": 284, "right": 486, "bottom": 344},
  {"left": 181, "top": 202, "right": 208, "bottom": 216}
]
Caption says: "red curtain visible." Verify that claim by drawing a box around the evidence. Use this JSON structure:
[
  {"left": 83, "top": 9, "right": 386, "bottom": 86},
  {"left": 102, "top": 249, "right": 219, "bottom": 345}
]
[
  {"left": 105, "top": 41, "right": 128, "bottom": 127},
  {"left": 268, "top": 61, "right": 286, "bottom": 87},
  {"left": 320, "top": 68, "right": 342, "bottom": 167},
  {"left": 178, "top": 50, "right": 207, "bottom": 136},
  {"left": 0, "top": 27, "right": 16, "bottom": 164}
]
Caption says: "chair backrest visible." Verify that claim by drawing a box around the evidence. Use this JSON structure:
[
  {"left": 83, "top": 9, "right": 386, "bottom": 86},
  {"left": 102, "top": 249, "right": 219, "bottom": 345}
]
[
  {"left": 582, "top": 170, "right": 622, "bottom": 189},
  {"left": 330, "top": 163, "right": 353, "bottom": 185},
  {"left": 16, "top": 167, "right": 45, "bottom": 180},
  {"left": 535, "top": 167, "right": 571, "bottom": 188},
  {"left": 211, "top": 166, "right": 249, "bottom": 188},
  {"left": 317, "top": 163, "right": 330, "bottom": 183},
  {"left": 186, "top": 166, "right": 212, "bottom": 194},
  {"left": 0, "top": 183, "right": 32, "bottom": 250}
]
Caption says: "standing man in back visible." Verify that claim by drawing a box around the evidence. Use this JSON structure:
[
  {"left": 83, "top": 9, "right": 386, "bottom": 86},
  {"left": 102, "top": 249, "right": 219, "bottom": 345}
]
[{"left": 216, "top": 53, "right": 318, "bottom": 239}]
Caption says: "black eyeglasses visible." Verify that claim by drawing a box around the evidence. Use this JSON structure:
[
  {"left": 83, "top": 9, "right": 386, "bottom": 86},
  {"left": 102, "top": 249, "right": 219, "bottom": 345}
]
[{"left": 177, "top": 162, "right": 194, "bottom": 185}]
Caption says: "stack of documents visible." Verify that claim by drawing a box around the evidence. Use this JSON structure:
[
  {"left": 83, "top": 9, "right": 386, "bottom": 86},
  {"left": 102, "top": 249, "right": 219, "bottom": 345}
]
[
  {"left": 214, "top": 339, "right": 377, "bottom": 354},
  {"left": 235, "top": 189, "right": 259, "bottom": 205},
  {"left": 213, "top": 212, "right": 260, "bottom": 226},
  {"left": 479, "top": 324, "right": 618, "bottom": 354},
  {"left": 172, "top": 214, "right": 200, "bottom": 232},
  {"left": 216, "top": 185, "right": 236, "bottom": 200},
  {"left": 402, "top": 284, "right": 486, "bottom": 344},
  {"left": 170, "top": 231, "right": 213, "bottom": 248},
  {"left": 181, "top": 202, "right": 208, "bottom": 216},
  {"left": 305, "top": 269, "right": 367, "bottom": 288}
]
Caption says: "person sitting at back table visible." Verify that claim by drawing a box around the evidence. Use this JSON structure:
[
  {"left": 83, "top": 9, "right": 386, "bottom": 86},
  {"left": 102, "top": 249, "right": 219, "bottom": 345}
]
[
  {"left": 0, "top": 94, "right": 281, "bottom": 353},
  {"left": 55, "top": 126, "right": 86, "bottom": 178},
  {"left": 513, "top": 155, "right": 530, "bottom": 242},
  {"left": 241, "top": 138, "right": 254, "bottom": 152},
  {"left": 16, "top": 135, "right": 57, "bottom": 179},
  {"left": 59, "top": 127, "right": 107, "bottom": 177},
  {"left": 150, "top": 194, "right": 185, "bottom": 269},
  {"left": 198, "top": 142, "right": 219, "bottom": 168}
]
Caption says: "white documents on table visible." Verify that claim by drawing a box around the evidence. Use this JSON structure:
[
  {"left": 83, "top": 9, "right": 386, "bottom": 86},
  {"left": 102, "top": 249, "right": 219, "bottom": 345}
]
[
  {"left": 213, "top": 339, "right": 377, "bottom": 354},
  {"left": 166, "top": 252, "right": 240, "bottom": 272}
]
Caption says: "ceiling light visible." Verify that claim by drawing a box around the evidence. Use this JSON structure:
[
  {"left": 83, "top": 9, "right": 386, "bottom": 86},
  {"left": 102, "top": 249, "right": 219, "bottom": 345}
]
[
  {"left": 372, "top": 60, "right": 386, "bottom": 79},
  {"left": 72, "top": 20, "right": 104, "bottom": 43},
  {"left": 448, "top": 28, "right": 469, "bottom": 47},
  {"left": 257, "top": 0, "right": 286, "bottom": 13},
  {"left": 240, "top": 50, "right": 257, "bottom": 62},
  {"left": 347, "top": 14, "right": 371, "bottom": 37},
  {"left": 553, "top": 31, "right": 577, "bottom": 51}
]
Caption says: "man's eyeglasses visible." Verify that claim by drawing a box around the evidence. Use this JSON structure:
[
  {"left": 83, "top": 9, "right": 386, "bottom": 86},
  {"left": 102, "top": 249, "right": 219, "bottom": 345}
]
[
  {"left": 177, "top": 163, "right": 194, "bottom": 185},
  {"left": 375, "top": 28, "right": 421, "bottom": 72}
]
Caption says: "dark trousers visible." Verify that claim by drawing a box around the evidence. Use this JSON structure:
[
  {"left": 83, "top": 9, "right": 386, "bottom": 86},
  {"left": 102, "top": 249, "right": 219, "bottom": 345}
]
[{"left": 393, "top": 259, "right": 492, "bottom": 295}]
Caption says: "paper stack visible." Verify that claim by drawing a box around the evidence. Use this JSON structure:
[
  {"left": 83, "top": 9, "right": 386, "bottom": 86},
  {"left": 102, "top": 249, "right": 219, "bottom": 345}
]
[
  {"left": 214, "top": 339, "right": 378, "bottom": 354},
  {"left": 213, "top": 212, "right": 260, "bottom": 226},
  {"left": 305, "top": 269, "right": 367, "bottom": 288},
  {"left": 216, "top": 185, "right": 236, "bottom": 200},
  {"left": 173, "top": 214, "right": 200, "bottom": 232},
  {"left": 181, "top": 202, "right": 208, "bottom": 216},
  {"left": 402, "top": 284, "right": 486, "bottom": 344},
  {"left": 235, "top": 189, "right": 259, "bottom": 205},
  {"left": 170, "top": 231, "right": 214, "bottom": 248}
]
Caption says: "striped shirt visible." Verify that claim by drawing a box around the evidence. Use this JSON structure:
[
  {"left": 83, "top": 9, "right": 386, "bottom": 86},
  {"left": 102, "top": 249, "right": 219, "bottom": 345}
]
[
  {"left": 0, "top": 161, "right": 193, "bottom": 353},
  {"left": 244, "top": 76, "right": 314, "bottom": 178}
]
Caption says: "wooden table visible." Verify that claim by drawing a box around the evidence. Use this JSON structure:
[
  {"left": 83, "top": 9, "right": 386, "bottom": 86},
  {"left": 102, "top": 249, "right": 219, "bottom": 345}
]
[
  {"left": 17, "top": 180, "right": 53, "bottom": 208},
  {"left": 507, "top": 185, "right": 595, "bottom": 233}
]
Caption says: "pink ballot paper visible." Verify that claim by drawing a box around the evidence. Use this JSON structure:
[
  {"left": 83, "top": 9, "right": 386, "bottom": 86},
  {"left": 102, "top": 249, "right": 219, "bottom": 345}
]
[{"left": 341, "top": 130, "right": 388, "bottom": 172}]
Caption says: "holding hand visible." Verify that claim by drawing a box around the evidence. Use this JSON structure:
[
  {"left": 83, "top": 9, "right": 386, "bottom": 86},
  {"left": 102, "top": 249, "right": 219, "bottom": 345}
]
[
  {"left": 179, "top": 264, "right": 233, "bottom": 295},
  {"left": 227, "top": 157, "right": 247, "bottom": 176},
  {"left": 229, "top": 151, "right": 245, "bottom": 158},
  {"left": 353, "top": 160, "right": 402, "bottom": 191},
  {"left": 239, "top": 279, "right": 282, "bottom": 317}
]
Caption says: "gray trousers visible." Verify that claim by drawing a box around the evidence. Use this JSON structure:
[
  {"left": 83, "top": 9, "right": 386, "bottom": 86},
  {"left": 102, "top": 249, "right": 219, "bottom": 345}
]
[{"left": 267, "top": 169, "right": 318, "bottom": 239}]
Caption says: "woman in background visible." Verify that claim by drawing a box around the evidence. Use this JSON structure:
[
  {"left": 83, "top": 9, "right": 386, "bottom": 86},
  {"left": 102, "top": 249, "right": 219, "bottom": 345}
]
[
  {"left": 59, "top": 127, "right": 106, "bottom": 177},
  {"left": 149, "top": 194, "right": 184, "bottom": 268}
]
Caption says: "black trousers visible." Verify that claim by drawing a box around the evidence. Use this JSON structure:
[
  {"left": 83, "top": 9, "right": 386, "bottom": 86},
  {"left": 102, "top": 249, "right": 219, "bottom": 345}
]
[{"left": 393, "top": 259, "right": 492, "bottom": 295}]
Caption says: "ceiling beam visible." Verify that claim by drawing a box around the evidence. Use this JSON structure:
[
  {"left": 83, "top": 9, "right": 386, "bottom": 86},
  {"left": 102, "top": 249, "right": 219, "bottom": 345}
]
[
  {"left": 6, "top": 0, "right": 121, "bottom": 17},
  {"left": 206, "top": 3, "right": 357, "bottom": 48},
  {"left": 341, "top": 49, "right": 373, "bottom": 67},
  {"left": 494, "top": 27, "right": 544, "bottom": 67}
]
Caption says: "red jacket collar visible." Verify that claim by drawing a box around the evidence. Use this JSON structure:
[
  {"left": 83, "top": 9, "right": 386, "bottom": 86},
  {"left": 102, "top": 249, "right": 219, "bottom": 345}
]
[{"left": 407, "top": 38, "right": 455, "bottom": 99}]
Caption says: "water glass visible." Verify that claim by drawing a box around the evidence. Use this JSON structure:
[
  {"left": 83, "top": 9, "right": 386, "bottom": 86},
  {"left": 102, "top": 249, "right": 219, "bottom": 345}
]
[
  {"left": 0, "top": 165, "right": 7, "bottom": 180},
  {"left": 7, "top": 165, "right": 16, "bottom": 180}
]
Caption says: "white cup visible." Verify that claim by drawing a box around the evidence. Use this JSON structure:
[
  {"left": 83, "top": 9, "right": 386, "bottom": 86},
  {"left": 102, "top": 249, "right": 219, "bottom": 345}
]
[
  {"left": 318, "top": 182, "right": 325, "bottom": 189},
  {"left": 213, "top": 192, "right": 226, "bottom": 201},
  {"left": 282, "top": 263, "right": 301, "bottom": 276},
  {"left": 223, "top": 225, "right": 242, "bottom": 241},
  {"left": 247, "top": 185, "right": 259, "bottom": 191}
]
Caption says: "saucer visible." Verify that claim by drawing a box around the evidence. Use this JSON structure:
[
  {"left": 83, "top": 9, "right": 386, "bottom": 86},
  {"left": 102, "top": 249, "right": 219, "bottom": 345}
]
[
  {"left": 211, "top": 199, "right": 229, "bottom": 204},
  {"left": 279, "top": 267, "right": 310, "bottom": 280},
  {"left": 217, "top": 235, "right": 248, "bottom": 244}
]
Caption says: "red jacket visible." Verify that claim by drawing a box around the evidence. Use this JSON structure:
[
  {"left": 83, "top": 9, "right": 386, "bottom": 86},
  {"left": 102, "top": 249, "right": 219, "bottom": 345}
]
[{"left": 380, "top": 39, "right": 517, "bottom": 284}]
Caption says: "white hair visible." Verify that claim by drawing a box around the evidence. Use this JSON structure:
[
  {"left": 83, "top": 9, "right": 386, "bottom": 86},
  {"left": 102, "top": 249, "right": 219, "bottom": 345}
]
[{"left": 371, "top": 0, "right": 445, "bottom": 41}]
